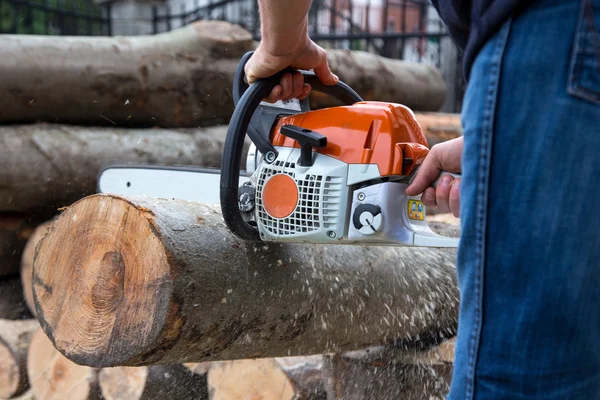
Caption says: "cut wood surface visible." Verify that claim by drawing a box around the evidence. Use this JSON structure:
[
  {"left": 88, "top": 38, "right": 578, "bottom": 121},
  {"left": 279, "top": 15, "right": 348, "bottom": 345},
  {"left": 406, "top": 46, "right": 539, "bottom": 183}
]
[
  {"left": 0, "top": 319, "right": 38, "bottom": 400},
  {"left": 0, "top": 21, "right": 447, "bottom": 129},
  {"left": 0, "top": 216, "right": 37, "bottom": 278},
  {"left": 99, "top": 364, "right": 209, "bottom": 400},
  {"left": 0, "top": 278, "right": 32, "bottom": 320},
  {"left": 207, "top": 359, "right": 296, "bottom": 400},
  {"left": 310, "top": 49, "right": 447, "bottom": 112},
  {"left": 20, "top": 222, "right": 52, "bottom": 317},
  {"left": 33, "top": 194, "right": 459, "bottom": 368},
  {"left": 0, "top": 123, "right": 240, "bottom": 214},
  {"left": 0, "top": 21, "right": 254, "bottom": 128},
  {"left": 27, "top": 328, "right": 101, "bottom": 400}
]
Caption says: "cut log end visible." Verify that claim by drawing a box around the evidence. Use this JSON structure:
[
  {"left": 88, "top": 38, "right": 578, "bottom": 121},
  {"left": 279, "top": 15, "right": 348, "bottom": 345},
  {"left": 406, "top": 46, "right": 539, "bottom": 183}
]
[
  {"left": 98, "top": 367, "right": 147, "bottom": 400},
  {"left": 0, "top": 342, "right": 19, "bottom": 398},
  {"left": 207, "top": 359, "right": 296, "bottom": 400},
  {"left": 34, "top": 195, "right": 173, "bottom": 367},
  {"left": 0, "top": 319, "right": 38, "bottom": 399},
  {"left": 27, "top": 328, "right": 99, "bottom": 400}
]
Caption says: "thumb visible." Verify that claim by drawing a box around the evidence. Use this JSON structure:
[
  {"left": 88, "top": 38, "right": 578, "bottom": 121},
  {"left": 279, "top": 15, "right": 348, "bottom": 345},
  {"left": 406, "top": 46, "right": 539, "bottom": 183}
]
[
  {"left": 405, "top": 153, "right": 443, "bottom": 196},
  {"left": 311, "top": 48, "right": 338, "bottom": 85}
]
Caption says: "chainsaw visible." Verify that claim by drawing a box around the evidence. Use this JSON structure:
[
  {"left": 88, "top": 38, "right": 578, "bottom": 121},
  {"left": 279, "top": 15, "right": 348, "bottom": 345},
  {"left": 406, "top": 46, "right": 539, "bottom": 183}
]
[{"left": 98, "top": 51, "right": 460, "bottom": 247}]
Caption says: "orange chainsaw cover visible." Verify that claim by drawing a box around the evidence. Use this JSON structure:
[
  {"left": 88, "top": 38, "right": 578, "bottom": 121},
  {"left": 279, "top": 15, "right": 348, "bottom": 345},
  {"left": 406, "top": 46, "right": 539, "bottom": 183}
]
[{"left": 270, "top": 101, "right": 430, "bottom": 177}]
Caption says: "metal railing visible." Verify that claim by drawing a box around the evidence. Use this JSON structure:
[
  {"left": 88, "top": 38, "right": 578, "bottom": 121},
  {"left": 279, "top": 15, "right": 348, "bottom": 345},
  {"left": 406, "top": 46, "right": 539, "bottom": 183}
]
[{"left": 0, "top": 0, "right": 110, "bottom": 35}]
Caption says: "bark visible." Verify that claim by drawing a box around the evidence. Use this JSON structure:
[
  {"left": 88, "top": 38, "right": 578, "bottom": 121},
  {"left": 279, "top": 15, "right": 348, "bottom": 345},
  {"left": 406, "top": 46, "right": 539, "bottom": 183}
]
[
  {"left": 26, "top": 328, "right": 102, "bottom": 400},
  {"left": 0, "top": 21, "right": 254, "bottom": 128},
  {"left": 20, "top": 221, "right": 53, "bottom": 317},
  {"left": 0, "top": 319, "right": 38, "bottom": 399},
  {"left": 99, "top": 364, "right": 209, "bottom": 400},
  {"left": 33, "top": 194, "right": 459, "bottom": 368},
  {"left": 0, "top": 278, "right": 32, "bottom": 320},
  {"left": 0, "top": 216, "right": 38, "bottom": 278},
  {"left": 322, "top": 339, "right": 456, "bottom": 400},
  {"left": 0, "top": 123, "right": 241, "bottom": 215},
  {"left": 310, "top": 49, "right": 447, "bottom": 112}
]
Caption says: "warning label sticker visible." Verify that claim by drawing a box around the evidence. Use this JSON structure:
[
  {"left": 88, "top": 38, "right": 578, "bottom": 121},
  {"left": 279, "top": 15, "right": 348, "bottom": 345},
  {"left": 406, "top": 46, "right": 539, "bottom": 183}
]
[{"left": 407, "top": 200, "right": 424, "bottom": 221}]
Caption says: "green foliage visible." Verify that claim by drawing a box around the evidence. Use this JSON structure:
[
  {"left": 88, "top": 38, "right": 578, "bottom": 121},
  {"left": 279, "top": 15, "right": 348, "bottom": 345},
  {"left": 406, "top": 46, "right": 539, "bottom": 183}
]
[{"left": 0, "top": 0, "right": 107, "bottom": 35}]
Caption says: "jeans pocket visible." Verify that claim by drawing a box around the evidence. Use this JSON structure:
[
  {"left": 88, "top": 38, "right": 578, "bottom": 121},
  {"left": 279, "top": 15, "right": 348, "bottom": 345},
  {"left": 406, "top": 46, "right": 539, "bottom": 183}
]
[{"left": 568, "top": 0, "right": 600, "bottom": 104}]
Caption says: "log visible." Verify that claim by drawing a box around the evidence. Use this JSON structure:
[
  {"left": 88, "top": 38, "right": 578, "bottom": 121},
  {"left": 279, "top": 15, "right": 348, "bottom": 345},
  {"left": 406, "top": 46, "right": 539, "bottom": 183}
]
[
  {"left": 0, "top": 319, "right": 38, "bottom": 399},
  {"left": 0, "top": 21, "right": 447, "bottom": 129},
  {"left": 310, "top": 49, "right": 447, "bottom": 112},
  {"left": 0, "top": 21, "right": 254, "bottom": 128},
  {"left": 26, "top": 328, "right": 101, "bottom": 400},
  {"left": 0, "top": 216, "right": 37, "bottom": 278},
  {"left": 275, "top": 356, "right": 328, "bottom": 399},
  {"left": 32, "top": 194, "right": 459, "bottom": 368},
  {"left": 20, "top": 222, "right": 52, "bottom": 317},
  {"left": 207, "top": 359, "right": 297, "bottom": 400},
  {"left": 321, "top": 340, "right": 455, "bottom": 400},
  {"left": 0, "top": 123, "right": 239, "bottom": 215},
  {"left": 0, "top": 278, "right": 32, "bottom": 320},
  {"left": 414, "top": 112, "right": 462, "bottom": 147},
  {"left": 0, "top": 112, "right": 455, "bottom": 215},
  {"left": 98, "top": 364, "right": 209, "bottom": 400}
]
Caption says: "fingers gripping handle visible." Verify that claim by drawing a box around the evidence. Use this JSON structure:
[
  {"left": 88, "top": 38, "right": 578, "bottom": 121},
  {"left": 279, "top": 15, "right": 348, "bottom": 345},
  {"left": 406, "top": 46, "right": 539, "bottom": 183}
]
[{"left": 432, "top": 172, "right": 461, "bottom": 188}]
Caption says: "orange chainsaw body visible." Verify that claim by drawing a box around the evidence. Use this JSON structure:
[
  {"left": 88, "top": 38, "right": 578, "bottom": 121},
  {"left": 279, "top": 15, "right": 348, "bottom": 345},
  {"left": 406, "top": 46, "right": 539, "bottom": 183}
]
[{"left": 269, "top": 101, "right": 430, "bottom": 178}]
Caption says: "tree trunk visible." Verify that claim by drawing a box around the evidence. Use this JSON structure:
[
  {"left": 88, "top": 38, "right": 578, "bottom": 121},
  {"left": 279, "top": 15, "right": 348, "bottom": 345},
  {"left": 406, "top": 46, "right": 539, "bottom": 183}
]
[
  {"left": 20, "top": 221, "right": 53, "bottom": 317},
  {"left": 0, "top": 319, "right": 38, "bottom": 399},
  {"left": 26, "top": 328, "right": 102, "bottom": 400},
  {"left": 0, "top": 123, "right": 237, "bottom": 215},
  {"left": 0, "top": 216, "right": 38, "bottom": 278},
  {"left": 0, "top": 278, "right": 33, "bottom": 320},
  {"left": 33, "top": 194, "right": 459, "bottom": 368},
  {"left": 322, "top": 339, "right": 456, "bottom": 400},
  {"left": 0, "top": 21, "right": 447, "bottom": 130},
  {"left": 0, "top": 21, "right": 254, "bottom": 128},
  {"left": 99, "top": 364, "right": 209, "bottom": 400},
  {"left": 310, "top": 49, "right": 447, "bottom": 112}
]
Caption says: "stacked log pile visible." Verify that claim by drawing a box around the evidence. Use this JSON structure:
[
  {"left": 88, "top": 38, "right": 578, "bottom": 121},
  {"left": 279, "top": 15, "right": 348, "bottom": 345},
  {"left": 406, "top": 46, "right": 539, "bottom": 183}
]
[{"left": 0, "top": 18, "right": 462, "bottom": 400}]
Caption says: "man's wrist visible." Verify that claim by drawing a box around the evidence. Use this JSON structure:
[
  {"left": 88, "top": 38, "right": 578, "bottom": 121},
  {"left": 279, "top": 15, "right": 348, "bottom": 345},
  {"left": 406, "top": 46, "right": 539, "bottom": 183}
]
[{"left": 260, "top": 16, "right": 309, "bottom": 57}]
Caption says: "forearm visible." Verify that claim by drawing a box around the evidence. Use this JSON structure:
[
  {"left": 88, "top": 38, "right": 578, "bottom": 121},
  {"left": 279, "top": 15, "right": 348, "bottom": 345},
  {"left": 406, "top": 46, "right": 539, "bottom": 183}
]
[{"left": 258, "top": 0, "right": 312, "bottom": 56}]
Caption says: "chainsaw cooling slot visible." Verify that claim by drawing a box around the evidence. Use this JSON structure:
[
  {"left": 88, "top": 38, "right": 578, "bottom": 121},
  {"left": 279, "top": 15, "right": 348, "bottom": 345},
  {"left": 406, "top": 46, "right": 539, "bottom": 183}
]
[{"left": 255, "top": 158, "right": 342, "bottom": 237}]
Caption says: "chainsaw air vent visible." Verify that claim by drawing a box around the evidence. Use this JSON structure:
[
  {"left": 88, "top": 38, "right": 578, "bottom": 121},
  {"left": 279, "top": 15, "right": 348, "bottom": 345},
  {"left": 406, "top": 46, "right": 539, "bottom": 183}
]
[{"left": 255, "top": 158, "right": 343, "bottom": 237}]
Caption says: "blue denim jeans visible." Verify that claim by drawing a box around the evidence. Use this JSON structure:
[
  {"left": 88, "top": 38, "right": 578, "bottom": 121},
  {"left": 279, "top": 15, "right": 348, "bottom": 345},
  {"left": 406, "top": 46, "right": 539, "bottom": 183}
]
[{"left": 448, "top": 0, "right": 600, "bottom": 398}]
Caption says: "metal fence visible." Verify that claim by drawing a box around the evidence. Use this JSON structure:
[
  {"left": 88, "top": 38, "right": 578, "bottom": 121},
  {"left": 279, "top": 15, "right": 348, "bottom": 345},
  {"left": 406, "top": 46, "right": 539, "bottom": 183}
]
[
  {"left": 0, "top": 0, "right": 465, "bottom": 112},
  {"left": 0, "top": 0, "right": 110, "bottom": 35}
]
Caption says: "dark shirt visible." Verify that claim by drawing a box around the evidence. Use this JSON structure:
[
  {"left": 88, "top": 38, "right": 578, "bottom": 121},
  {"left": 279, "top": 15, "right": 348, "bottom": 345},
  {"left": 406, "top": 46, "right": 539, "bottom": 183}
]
[{"left": 431, "top": 0, "right": 533, "bottom": 81}]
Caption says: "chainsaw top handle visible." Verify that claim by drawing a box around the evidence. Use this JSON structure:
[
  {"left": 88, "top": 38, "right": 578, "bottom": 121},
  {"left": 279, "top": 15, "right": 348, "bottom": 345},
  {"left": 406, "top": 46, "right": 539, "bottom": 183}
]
[{"left": 220, "top": 50, "right": 364, "bottom": 242}]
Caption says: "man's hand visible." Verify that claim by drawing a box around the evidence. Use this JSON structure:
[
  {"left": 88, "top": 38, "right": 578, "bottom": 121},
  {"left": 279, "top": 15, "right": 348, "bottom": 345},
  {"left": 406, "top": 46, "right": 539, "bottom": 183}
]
[
  {"left": 405, "top": 136, "right": 463, "bottom": 217},
  {"left": 244, "top": 0, "right": 338, "bottom": 103},
  {"left": 245, "top": 39, "right": 338, "bottom": 103}
]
